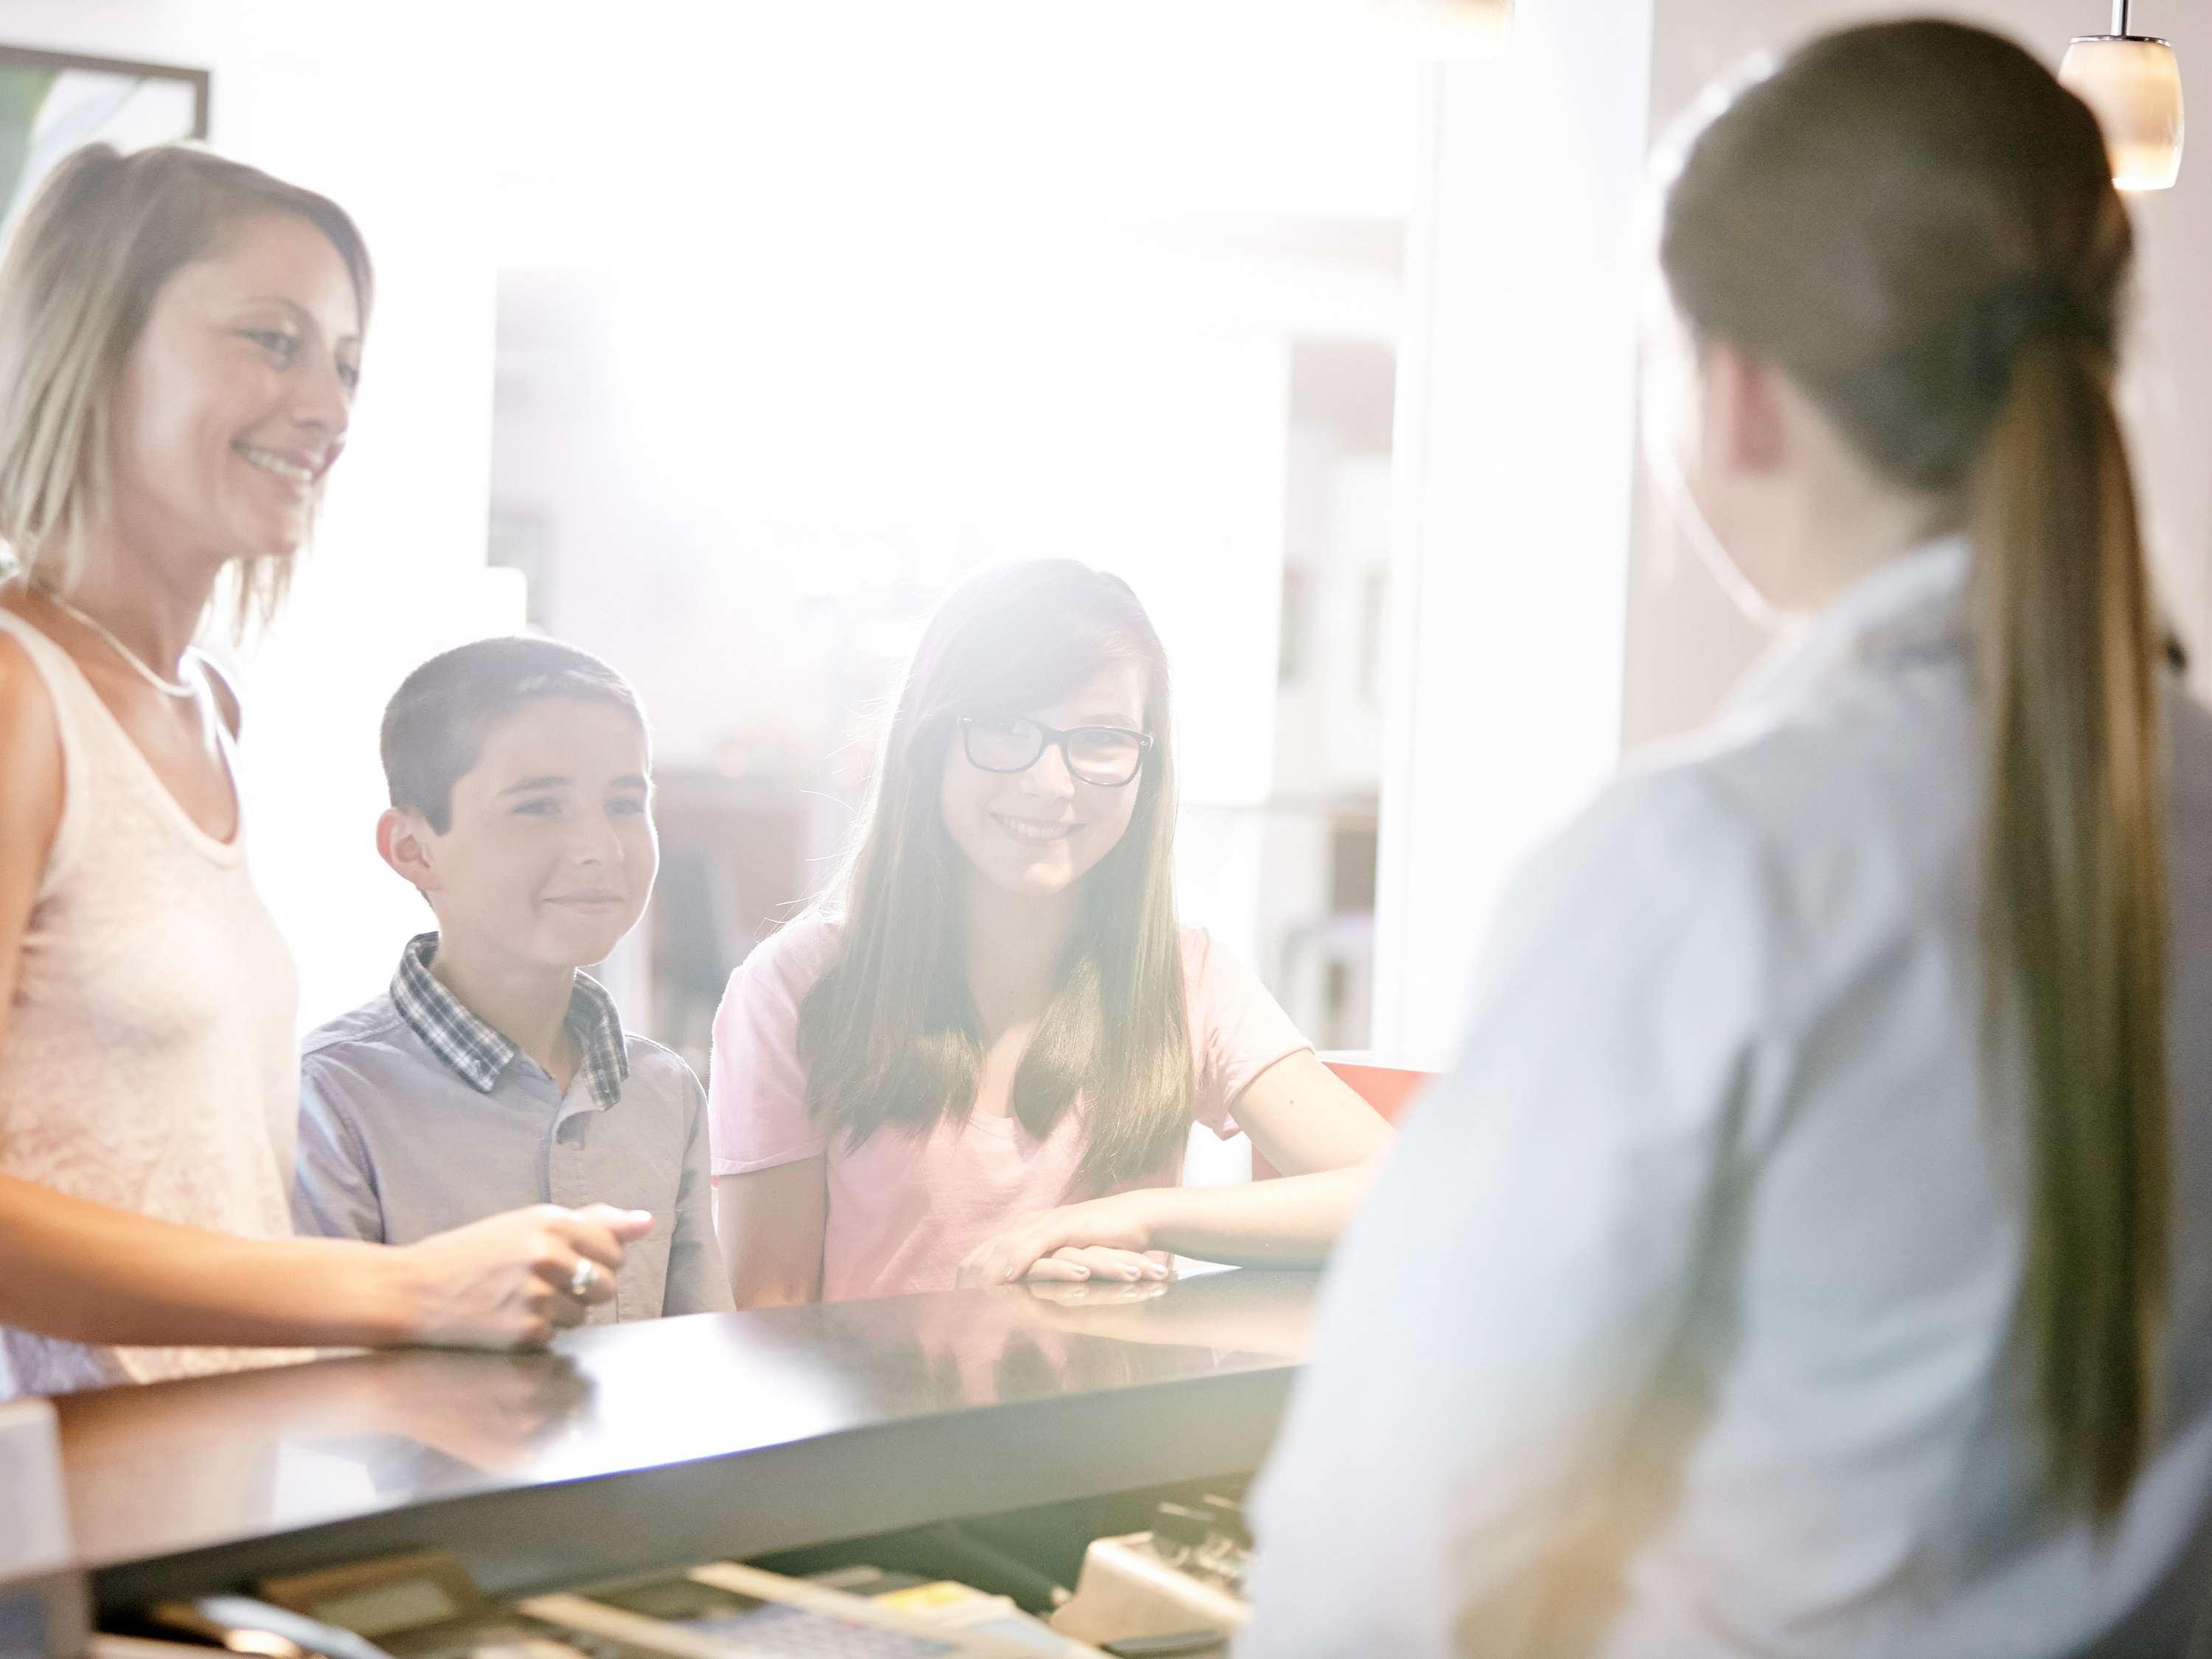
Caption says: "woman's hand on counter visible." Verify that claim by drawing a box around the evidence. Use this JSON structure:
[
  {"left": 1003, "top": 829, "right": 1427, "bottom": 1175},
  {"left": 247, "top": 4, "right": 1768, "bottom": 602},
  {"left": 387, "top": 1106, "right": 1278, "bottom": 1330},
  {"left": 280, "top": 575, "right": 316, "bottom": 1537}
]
[
  {"left": 0, "top": 1179, "right": 651, "bottom": 1355},
  {"left": 391, "top": 1204, "right": 653, "bottom": 1349}
]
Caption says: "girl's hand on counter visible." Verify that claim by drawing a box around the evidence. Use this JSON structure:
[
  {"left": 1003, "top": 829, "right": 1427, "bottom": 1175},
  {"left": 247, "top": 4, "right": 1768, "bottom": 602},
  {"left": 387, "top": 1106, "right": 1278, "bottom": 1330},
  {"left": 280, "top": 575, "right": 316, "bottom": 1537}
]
[
  {"left": 1027, "top": 1245, "right": 1172, "bottom": 1285},
  {"left": 391, "top": 1203, "right": 653, "bottom": 1349},
  {"left": 955, "top": 1192, "right": 1169, "bottom": 1287},
  {"left": 1024, "top": 1276, "right": 1172, "bottom": 1309}
]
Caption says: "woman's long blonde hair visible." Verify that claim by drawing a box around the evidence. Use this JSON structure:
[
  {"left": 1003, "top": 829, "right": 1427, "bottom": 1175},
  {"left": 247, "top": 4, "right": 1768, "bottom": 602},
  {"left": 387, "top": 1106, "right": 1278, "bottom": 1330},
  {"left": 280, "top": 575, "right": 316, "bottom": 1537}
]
[
  {"left": 1661, "top": 22, "right": 2168, "bottom": 1517},
  {"left": 0, "top": 143, "right": 372, "bottom": 635}
]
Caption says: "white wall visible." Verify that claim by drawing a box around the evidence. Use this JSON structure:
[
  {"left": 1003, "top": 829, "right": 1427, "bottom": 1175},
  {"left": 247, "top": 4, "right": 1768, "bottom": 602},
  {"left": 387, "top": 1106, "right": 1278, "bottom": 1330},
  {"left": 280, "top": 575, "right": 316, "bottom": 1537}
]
[
  {"left": 1375, "top": 0, "right": 2212, "bottom": 1061},
  {"left": 1371, "top": 2, "right": 1657, "bottom": 1062},
  {"left": 0, "top": 2, "right": 512, "bottom": 1026}
]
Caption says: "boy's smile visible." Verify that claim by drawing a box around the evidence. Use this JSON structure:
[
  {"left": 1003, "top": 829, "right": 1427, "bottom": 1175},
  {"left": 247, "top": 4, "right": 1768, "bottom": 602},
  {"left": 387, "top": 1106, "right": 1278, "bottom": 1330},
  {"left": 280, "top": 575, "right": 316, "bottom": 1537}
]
[{"left": 410, "top": 698, "right": 658, "bottom": 973}]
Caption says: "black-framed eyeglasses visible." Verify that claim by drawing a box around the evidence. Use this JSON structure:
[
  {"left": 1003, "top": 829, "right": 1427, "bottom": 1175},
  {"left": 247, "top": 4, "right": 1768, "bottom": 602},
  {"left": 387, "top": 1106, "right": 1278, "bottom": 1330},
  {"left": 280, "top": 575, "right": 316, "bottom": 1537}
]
[{"left": 956, "top": 715, "right": 1154, "bottom": 787}]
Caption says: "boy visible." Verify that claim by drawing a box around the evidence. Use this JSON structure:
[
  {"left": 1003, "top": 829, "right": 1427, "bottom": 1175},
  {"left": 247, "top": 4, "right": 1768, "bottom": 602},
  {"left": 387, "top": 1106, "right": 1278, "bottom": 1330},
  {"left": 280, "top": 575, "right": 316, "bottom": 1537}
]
[{"left": 293, "top": 638, "right": 733, "bottom": 1321}]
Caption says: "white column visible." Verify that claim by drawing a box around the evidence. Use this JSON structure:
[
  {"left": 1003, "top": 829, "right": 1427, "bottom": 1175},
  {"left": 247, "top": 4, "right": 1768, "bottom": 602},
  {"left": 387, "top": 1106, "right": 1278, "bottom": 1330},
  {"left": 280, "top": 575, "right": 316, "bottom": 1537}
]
[
  {"left": 1371, "top": 2, "right": 1659, "bottom": 1062},
  {"left": 221, "top": 15, "right": 515, "bottom": 1027}
]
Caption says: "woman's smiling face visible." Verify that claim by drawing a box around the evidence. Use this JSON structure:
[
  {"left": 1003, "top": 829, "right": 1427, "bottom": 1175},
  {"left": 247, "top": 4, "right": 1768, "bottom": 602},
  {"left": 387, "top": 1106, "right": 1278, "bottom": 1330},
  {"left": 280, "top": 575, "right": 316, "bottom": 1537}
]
[
  {"left": 105, "top": 212, "right": 361, "bottom": 575},
  {"left": 938, "top": 662, "right": 1150, "bottom": 902}
]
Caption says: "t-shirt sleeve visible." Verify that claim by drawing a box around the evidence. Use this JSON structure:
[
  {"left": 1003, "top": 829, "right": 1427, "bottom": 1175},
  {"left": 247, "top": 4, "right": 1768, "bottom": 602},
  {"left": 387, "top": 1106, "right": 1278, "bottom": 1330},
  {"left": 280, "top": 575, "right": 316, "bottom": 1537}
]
[
  {"left": 1185, "top": 930, "right": 1313, "bottom": 1139},
  {"left": 292, "top": 1051, "right": 388, "bottom": 1242},
  {"left": 707, "top": 922, "right": 836, "bottom": 1176}
]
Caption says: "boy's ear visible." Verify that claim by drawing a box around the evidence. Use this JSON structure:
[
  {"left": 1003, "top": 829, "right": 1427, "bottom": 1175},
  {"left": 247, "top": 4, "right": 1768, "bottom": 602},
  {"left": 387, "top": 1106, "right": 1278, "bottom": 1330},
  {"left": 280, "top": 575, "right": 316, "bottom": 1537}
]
[{"left": 377, "top": 807, "right": 442, "bottom": 894}]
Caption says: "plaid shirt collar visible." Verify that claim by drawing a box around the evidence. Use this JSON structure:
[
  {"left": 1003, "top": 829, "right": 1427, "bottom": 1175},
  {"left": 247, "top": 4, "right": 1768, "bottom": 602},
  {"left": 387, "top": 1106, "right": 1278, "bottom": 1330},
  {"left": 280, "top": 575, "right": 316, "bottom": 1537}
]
[{"left": 392, "top": 933, "right": 630, "bottom": 1108}]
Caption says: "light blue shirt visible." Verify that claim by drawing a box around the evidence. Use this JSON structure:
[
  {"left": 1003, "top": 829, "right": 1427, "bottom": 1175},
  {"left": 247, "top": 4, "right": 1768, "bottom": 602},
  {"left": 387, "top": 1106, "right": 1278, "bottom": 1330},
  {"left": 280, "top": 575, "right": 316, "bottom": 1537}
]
[{"left": 1242, "top": 543, "right": 2212, "bottom": 1657}]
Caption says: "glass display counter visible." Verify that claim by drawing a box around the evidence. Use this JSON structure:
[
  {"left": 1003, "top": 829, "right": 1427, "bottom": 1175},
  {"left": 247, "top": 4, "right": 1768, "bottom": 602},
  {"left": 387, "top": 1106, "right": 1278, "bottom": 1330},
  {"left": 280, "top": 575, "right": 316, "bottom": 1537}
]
[{"left": 51, "top": 1270, "right": 1315, "bottom": 1635}]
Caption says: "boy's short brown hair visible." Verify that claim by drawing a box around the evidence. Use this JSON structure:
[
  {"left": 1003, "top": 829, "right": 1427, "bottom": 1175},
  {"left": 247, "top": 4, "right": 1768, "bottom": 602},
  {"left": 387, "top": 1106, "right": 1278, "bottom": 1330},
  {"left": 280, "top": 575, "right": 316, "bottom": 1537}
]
[{"left": 382, "top": 636, "right": 646, "bottom": 833}]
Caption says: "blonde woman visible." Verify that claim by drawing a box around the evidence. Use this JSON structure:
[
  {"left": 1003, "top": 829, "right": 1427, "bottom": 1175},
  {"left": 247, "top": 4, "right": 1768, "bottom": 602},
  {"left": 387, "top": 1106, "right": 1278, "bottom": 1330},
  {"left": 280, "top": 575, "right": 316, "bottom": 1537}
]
[{"left": 0, "top": 145, "right": 647, "bottom": 1400}]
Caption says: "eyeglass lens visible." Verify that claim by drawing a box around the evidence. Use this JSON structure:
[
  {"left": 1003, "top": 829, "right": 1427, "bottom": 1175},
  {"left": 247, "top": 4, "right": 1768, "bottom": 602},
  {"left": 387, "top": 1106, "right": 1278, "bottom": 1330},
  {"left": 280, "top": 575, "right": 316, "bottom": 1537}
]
[{"left": 964, "top": 718, "right": 1144, "bottom": 785}]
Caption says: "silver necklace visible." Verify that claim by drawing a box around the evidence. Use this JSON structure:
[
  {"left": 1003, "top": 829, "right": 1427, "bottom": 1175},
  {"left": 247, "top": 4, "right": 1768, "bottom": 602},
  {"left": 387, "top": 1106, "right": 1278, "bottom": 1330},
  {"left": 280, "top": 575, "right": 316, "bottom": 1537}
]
[{"left": 31, "top": 583, "right": 198, "bottom": 699}]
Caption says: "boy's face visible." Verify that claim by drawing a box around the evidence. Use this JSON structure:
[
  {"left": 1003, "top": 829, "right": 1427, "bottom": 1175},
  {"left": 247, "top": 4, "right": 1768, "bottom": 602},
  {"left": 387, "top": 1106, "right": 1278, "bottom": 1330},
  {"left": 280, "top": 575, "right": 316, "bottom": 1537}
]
[{"left": 391, "top": 698, "right": 658, "bottom": 971}]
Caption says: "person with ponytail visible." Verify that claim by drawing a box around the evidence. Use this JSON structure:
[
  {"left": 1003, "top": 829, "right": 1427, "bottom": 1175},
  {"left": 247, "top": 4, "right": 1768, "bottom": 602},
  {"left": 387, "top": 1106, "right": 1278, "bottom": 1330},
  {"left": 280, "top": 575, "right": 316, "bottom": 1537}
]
[
  {"left": 708, "top": 560, "right": 1392, "bottom": 1305},
  {"left": 1241, "top": 22, "right": 2212, "bottom": 1658}
]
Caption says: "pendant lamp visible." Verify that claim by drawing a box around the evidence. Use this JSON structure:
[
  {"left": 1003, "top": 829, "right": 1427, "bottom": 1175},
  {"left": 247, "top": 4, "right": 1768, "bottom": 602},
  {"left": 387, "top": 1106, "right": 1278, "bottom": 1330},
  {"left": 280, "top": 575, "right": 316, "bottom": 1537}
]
[{"left": 2060, "top": 1, "right": 2185, "bottom": 191}]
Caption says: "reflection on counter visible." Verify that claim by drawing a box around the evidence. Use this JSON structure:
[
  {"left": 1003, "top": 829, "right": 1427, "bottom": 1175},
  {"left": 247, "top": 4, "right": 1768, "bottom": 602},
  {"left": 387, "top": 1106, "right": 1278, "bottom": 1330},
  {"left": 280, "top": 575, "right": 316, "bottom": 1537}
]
[{"left": 60, "top": 1272, "right": 1315, "bottom": 1622}]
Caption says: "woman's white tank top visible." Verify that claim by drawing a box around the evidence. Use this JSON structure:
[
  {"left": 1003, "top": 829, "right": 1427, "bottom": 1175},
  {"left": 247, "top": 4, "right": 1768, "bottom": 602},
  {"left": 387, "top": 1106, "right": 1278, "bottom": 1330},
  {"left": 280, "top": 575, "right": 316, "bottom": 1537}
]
[{"left": 0, "top": 610, "right": 304, "bottom": 1397}]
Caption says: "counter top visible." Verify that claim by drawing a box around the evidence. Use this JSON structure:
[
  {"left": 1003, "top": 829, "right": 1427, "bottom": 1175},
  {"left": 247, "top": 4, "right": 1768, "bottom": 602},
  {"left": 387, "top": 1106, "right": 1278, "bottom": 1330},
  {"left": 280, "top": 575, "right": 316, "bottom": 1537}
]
[{"left": 57, "top": 1269, "right": 1315, "bottom": 1615}]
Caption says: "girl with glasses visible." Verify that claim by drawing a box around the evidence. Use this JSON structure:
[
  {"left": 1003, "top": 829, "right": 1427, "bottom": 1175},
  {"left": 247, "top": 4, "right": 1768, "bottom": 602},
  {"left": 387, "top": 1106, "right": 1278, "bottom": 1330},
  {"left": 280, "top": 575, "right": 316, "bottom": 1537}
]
[{"left": 708, "top": 559, "right": 1393, "bottom": 1305}]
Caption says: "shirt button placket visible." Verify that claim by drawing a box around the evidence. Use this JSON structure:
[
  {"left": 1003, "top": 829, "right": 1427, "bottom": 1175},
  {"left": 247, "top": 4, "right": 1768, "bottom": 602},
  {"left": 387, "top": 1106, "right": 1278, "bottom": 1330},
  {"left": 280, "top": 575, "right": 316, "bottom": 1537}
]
[{"left": 550, "top": 1102, "right": 606, "bottom": 1324}]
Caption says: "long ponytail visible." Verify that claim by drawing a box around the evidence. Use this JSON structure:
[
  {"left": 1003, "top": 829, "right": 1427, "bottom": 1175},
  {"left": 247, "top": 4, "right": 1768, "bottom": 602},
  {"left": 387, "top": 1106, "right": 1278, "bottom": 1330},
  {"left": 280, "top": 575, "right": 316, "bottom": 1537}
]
[
  {"left": 1658, "top": 21, "right": 2172, "bottom": 1517},
  {"left": 1973, "top": 333, "right": 2168, "bottom": 1514}
]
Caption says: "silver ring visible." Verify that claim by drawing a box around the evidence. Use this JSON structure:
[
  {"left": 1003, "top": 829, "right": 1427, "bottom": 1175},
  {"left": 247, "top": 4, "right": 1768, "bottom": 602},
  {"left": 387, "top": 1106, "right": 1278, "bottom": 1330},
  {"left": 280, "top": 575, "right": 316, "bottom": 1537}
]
[{"left": 568, "top": 1259, "right": 599, "bottom": 1300}]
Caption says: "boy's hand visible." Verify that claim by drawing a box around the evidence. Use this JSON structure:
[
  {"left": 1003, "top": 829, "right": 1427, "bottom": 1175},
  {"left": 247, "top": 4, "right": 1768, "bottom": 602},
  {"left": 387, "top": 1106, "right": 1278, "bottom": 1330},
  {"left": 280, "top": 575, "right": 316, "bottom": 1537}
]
[{"left": 393, "top": 1204, "right": 653, "bottom": 1349}]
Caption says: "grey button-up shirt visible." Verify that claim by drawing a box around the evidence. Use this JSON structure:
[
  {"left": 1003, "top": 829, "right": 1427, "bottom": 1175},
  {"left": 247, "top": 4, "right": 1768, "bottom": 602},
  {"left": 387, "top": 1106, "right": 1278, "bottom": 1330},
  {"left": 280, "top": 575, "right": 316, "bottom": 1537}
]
[{"left": 293, "top": 936, "right": 731, "bottom": 1322}]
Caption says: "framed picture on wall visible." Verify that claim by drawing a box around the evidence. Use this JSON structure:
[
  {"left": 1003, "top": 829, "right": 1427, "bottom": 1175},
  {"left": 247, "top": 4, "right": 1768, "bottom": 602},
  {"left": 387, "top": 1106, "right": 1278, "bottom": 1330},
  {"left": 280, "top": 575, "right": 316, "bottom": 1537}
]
[{"left": 0, "top": 44, "right": 210, "bottom": 234}]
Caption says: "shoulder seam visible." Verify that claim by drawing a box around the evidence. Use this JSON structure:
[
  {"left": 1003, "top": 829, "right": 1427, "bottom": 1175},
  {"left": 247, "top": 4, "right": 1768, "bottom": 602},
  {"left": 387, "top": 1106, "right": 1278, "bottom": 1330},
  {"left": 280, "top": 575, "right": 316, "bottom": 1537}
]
[
  {"left": 623, "top": 1031, "right": 695, "bottom": 1070},
  {"left": 301, "top": 1000, "right": 411, "bottom": 1058},
  {"left": 747, "top": 914, "right": 846, "bottom": 984}
]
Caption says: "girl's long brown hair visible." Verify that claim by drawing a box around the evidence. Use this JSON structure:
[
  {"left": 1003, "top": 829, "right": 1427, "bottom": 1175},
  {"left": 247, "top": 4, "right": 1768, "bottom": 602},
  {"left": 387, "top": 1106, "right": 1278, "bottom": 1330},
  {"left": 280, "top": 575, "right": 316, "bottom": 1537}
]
[
  {"left": 796, "top": 560, "right": 1193, "bottom": 1193},
  {"left": 1661, "top": 22, "right": 2168, "bottom": 1516}
]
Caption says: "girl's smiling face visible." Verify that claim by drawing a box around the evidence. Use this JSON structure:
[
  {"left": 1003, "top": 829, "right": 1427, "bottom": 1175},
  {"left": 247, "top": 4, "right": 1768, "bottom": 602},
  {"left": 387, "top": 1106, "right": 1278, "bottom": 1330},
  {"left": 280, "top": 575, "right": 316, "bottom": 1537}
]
[{"left": 939, "top": 663, "right": 1150, "bottom": 902}]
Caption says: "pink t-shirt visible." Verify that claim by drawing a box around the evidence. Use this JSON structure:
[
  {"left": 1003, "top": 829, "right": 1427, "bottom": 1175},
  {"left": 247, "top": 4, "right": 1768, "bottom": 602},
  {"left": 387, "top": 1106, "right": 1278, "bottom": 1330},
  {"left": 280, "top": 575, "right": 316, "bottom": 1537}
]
[{"left": 708, "top": 917, "right": 1310, "bottom": 1301}]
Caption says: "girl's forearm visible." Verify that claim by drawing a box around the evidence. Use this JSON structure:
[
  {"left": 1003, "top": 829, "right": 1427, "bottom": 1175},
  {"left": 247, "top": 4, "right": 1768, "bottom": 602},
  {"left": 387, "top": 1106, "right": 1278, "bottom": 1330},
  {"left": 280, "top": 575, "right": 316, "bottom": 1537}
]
[
  {"left": 0, "top": 1172, "right": 417, "bottom": 1350},
  {"left": 1135, "top": 1164, "right": 1383, "bottom": 1267}
]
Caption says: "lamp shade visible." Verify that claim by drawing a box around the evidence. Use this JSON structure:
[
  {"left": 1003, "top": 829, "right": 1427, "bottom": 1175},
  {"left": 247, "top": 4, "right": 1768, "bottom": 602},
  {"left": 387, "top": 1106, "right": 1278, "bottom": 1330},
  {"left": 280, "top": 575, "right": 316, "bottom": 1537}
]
[{"left": 2061, "top": 35, "right": 2185, "bottom": 191}]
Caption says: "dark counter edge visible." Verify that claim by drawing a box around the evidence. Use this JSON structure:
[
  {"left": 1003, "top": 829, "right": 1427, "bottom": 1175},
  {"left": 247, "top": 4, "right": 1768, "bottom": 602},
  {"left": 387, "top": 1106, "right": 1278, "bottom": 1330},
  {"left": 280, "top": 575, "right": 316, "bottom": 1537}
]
[{"left": 88, "top": 1365, "right": 1292, "bottom": 1621}]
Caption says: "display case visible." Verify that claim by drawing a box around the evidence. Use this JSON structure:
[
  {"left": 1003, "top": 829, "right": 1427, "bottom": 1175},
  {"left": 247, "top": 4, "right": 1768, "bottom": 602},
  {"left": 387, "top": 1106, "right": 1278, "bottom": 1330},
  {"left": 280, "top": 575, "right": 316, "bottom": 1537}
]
[{"left": 50, "top": 1270, "right": 1315, "bottom": 1632}]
